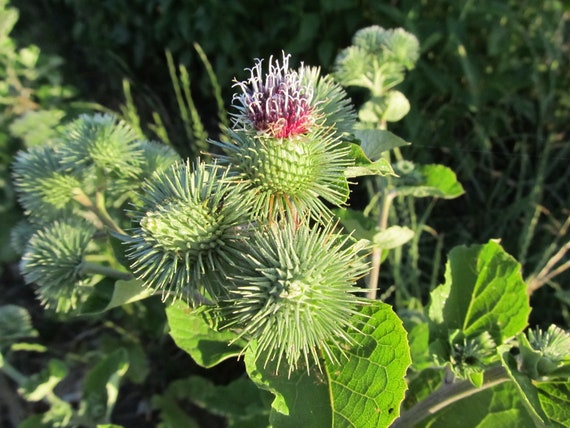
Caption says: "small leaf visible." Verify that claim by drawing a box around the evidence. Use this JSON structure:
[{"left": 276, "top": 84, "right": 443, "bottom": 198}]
[
  {"left": 80, "top": 348, "right": 130, "bottom": 423},
  {"left": 166, "top": 301, "right": 244, "bottom": 368},
  {"left": 326, "top": 301, "right": 411, "bottom": 428},
  {"left": 372, "top": 225, "right": 414, "bottom": 249},
  {"left": 335, "top": 208, "right": 376, "bottom": 242},
  {"left": 19, "top": 359, "right": 68, "bottom": 402},
  {"left": 244, "top": 344, "right": 331, "bottom": 428},
  {"left": 345, "top": 143, "right": 395, "bottom": 178},
  {"left": 80, "top": 278, "right": 153, "bottom": 314},
  {"left": 353, "top": 129, "right": 409, "bottom": 160},
  {"left": 382, "top": 90, "right": 410, "bottom": 122},
  {"left": 396, "top": 164, "right": 464, "bottom": 199}
]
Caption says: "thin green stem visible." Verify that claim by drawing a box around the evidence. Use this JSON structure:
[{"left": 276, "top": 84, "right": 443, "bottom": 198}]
[
  {"left": 80, "top": 262, "right": 133, "bottom": 281},
  {"left": 73, "top": 189, "right": 127, "bottom": 235},
  {"left": 0, "top": 353, "right": 27, "bottom": 385},
  {"left": 391, "top": 366, "right": 510, "bottom": 427},
  {"left": 367, "top": 190, "right": 396, "bottom": 300}
]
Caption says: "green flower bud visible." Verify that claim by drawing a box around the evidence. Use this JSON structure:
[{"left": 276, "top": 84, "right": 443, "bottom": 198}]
[
  {"left": 20, "top": 218, "right": 97, "bottom": 313},
  {"left": 125, "top": 160, "right": 251, "bottom": 302},
  {"left": 220, "top": 220, "right": 369, "bottom": 375},
  {"left": 219, "top": 128, "right": 350, "bottom": 221},
  {"left": 12, "top": 145, "right": 80, "bottom": 222},
  {"left": 58, "top": 113, "right": 144, "bottom": 179}
]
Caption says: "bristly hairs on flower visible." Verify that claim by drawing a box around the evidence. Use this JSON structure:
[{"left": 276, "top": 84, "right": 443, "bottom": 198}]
[
  {"left": 124, "top": 159, "right": 253, "bottom": 303},
  {"left": 219, "top": 220, "right": 370, "bottom": 375},
  {"left": 231, "top": 52, "right": 316, "bottom": 138},
  {"left": 213, "top": 52, "right": 355, "bottom": 222}
]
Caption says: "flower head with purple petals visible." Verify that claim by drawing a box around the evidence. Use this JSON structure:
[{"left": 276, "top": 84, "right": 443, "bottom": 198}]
[{"left": 232, "top": 53, "right": 316, "bottom": 138}]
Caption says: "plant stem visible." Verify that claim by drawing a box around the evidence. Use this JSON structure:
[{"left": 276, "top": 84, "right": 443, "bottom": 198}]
[
  {"left": 391, "top": 366, "right": 510, "bottom": 427},
  {"left": 367, "top": 189, "right": 395, "bottom": 300},
  {"left": 80, "top": 262, "right": 133, "bottom": 281},
  {"left": 73, "top": 189, "right": 127, "bottom": 235}
]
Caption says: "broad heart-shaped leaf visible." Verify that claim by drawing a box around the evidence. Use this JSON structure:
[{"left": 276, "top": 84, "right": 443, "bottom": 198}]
[
  {"left": 428, "top": 240, "right": 530, "bottom": 345},
  {"left": 345, "top": 142, "right": 395, "bottom": 178},
  {"left": 166, "top": 300, "right": 244, "bottom": 368},
  {"left": 396, "top": 164, "right": 464, "bottom": 199},
  {"left": 325, "top": 301, "right": 411, "bottom": 428},
  {"left": 353, "top": 129, "right": 409, "bottom": 161},
  {"left": 244, "top": 343, "right": 332, "bottom": 428}
]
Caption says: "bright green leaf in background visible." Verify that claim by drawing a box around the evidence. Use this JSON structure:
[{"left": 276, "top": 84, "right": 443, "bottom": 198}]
[
  {"left": 395, "top": 163, "right": 465, "bottom": 199},
  {"left": 166, "top": 300, "right": 244, "bottom": 368},
  {"left": 345, "top": 142, "right": 395, "bottom": 178},
  {"left": 326, "top": 301, "right": 411, "bottom": 428}
]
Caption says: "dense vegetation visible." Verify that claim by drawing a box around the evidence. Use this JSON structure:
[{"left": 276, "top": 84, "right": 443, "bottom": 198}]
[{"left": 1, "top": 0, "right": 569, "bottom": 426}]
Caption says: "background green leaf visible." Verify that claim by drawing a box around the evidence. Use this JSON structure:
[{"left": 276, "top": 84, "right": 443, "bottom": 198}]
[
  {"left": 325, "top": 301, "right": 411, "bottom": 428},
  {"left": 353, "top": 129, "right": 409, "bottom": 161},
  {"left": 395, "top": 164, "right": 465, "bottom": 199}
]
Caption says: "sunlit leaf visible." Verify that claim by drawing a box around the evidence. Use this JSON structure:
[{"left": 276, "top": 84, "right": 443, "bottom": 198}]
[
  {"left": 428, "top": 240, "right": 530, "bottom": 345},
  {"left": 326, "top": 301, "right": 411, "bottom": 427}
]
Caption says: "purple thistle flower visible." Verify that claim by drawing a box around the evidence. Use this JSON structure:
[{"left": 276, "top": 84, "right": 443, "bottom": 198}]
[{"left": 232, "top": 53, "right": 316, "bottom": 138}]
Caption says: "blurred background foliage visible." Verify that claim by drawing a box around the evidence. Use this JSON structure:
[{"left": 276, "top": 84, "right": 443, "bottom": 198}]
[{"left": 1, "top": 0, "right": 569, "bottom": 423}]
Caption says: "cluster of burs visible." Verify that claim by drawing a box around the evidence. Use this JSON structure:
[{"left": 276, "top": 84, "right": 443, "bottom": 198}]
[{"left": 12, "top": 52, "right": 372, "bottom": 373}]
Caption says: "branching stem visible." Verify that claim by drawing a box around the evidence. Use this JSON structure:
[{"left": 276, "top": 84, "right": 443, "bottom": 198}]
[{"left": 391, "top": 366, "right": 510, "bottom": 427}]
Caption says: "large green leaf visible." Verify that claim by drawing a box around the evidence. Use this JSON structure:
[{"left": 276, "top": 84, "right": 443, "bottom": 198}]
[
  {"left": 325, "top": 301, "right": 411, "bottom": 428},
  {"left": 244, "top": 344, "right": 331, "bottom": 428},
  {"left": 536, "top": 381, "right": 570, "bottom": 426},
  {"left": 396, "top": 164, "right": 464, "bottom": 199},
  {"left": 166, "top": 300, "right": 244, "bottom": 368},
  {"left": 428, "top": 240, "right": 531, "bottom": 344}
]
